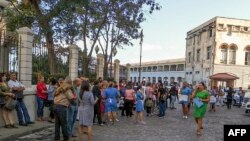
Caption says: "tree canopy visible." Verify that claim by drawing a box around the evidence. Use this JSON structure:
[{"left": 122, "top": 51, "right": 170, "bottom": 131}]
[{"left": 5, "top": 0, "right": 161, "bottom": 77}]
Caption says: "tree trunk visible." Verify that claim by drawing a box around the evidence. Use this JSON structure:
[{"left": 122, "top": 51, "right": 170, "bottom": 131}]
[
  {"left": 82, "top": 50, "right": 89, "bottom": 76},
  {"left": 46, "top": 35, "right": 56, "bottom": 75},
  {"left": 103, "top": 54, "right": 109, "bottom": 79}
]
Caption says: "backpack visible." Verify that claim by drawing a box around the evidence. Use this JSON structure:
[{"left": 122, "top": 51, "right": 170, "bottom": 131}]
[
  {"left": 159, "top": 88, "right": 167, "bottom": 101},
  {"left": 145, "top": 99, "right": 153, "bottom": 107},
  {"left": 170, "top": 86, "right": 178, "bottom": 96}
]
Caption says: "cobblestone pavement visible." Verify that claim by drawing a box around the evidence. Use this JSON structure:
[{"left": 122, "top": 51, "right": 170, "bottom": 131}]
[{"left": 15, "top": 104, "right": 250, "bottom": 141}]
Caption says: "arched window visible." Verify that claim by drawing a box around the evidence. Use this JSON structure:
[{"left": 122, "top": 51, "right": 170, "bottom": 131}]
[
  {"left": 147, "top": 66, "right": 152, "bottom": 72},
  {"left": 177, "top": 77, "right": 183, "bottom": 84},
  {"left": 229, "top": 44, "right": 237, "bottom": 64},
  {"left": 245, "top": 46, "right": 250, "bottom": 65},
  {"left": 163, "top": 77, "right": 168, "bottom": 85},
  {"left": 158, "top": 77, "right": 162, "bottom": 83},
  {"left": 220, "top": 44, "right": 229, "bottom": 64},
  {"left": 152, "top": 77, "right": 156, "bottom": 83},
  {"left": 134, "top": 77, "right": 137, "bottom": 82},
  {"left": 148, "top": 77, "right": 151, "bottom": 82},
  {"left": 170, "top": 77, "right": 175, "bottom": 84}
]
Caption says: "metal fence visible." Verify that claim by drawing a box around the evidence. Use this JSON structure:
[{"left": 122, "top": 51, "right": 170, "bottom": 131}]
[
  {"left": 32, "top": 37, "right": 69, "bottom": 84},
  {"left": 0, "top": 29, "right": 21, "bottom": 76}
]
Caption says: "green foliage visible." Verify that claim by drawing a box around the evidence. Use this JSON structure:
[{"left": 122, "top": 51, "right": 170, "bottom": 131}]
[{"left": 5, "top": 0, "right": 161, "bottom": 77}]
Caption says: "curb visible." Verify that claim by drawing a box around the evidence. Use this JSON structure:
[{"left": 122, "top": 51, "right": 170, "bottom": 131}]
[{"left": 2, "top": 125, "right": 53, "bottom": 141}]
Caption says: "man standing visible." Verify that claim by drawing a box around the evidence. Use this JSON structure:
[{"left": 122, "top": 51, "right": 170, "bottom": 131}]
[
  {"left": 8, "top": 73, "right": 34, "bottom": 126},
  {"left": 92, "top": 80, "right": 102, "bottom": 125},
  {"left": 169, "top": 82, "right": 178, "bottom": 109},
  {"left": 238, "top": 87, "right": 245, "bottom": 107},
  {"left": 68, "top": 78, "right": 81, "bottom": 139}
]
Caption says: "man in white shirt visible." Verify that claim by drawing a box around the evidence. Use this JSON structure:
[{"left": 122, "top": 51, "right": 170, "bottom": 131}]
[{"left": 8, "top": 73, "right": 34, "bottom": 126}]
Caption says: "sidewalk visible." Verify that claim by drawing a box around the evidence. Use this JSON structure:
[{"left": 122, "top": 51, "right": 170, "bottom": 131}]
[{"left": 0, "top": 121, "right": 53, "bottom": 141}]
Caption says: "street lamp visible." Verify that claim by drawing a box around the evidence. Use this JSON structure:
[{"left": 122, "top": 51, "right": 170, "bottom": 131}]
[{"left": 139, "top": 29, "right": 144, "bottom": 83}]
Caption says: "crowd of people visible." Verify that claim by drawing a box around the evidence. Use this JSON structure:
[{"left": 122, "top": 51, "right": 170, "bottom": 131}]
[{"left": 0, "top": 72, "right": 248, "bottom": 141}]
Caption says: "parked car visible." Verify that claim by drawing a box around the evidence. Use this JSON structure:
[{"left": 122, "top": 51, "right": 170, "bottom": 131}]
[{"left": 244, "top": 91, "right": 250, "bottom": 114}]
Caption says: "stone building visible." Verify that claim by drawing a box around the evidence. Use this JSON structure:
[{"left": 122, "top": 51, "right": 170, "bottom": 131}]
[
  {"left": 185, "top": 16, "right": 250, "bottom": 89},
  {"left": 129, "top": 58, "right": 185, "bottom": 85}
]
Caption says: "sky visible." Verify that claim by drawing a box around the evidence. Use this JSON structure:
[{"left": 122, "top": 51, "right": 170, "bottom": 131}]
[{"left": 110, "top": 0, "right": 250, "bottom": 65}]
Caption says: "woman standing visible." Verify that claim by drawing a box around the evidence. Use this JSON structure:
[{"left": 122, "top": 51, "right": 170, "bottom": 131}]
[
  {"left": 192, "top": 82, "right": 210, "bottom": 135},
  {"left": 179, "top": 82, "right": 192, "bottom": 119},
  {"left": 36, "top": 75, "right": 47, "bottom": 121},
  {"left": 0, "top": 73, "right": 18, "bottom": 128},
  {"left": 104, "top": 81, "right": 119, "bottom": 125},
  {"left": 158, "top": 83, "right": 167, "bottom": 118},
  {"left": 135, "top": 86, "right": 145, "bottom": 124},
  {"left": 145, "top": 82, "right": 154, "bottom": 117},
  {"left": 124, "top": 82, "right": 135, "bottom": 118},
  {"left": 100, "top": 81, "right": 107, "bottom": 124},
  {"left": 209, "top": 86, "right": 218, "bottom": 112},
  {"left": 47, "top": 78, "right": 57, "bottom": 123},
  {"left": 78, "top": 80, "right": 97, "bottom": 141}
]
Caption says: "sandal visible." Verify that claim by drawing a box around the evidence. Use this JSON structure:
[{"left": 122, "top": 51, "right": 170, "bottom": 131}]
[
  {"left": 4, "top": 124, "right": 11, "bottom": 128},
  {"left": 197, "top": 130, "right": 201, "bottom": 135}
]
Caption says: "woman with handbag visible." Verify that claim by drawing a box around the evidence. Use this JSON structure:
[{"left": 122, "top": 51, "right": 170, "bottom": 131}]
[
  {"left": 191, "top": 82, "right": 210, "bottom": 136},
  {"left": 179, "top": 82, "right": 192, "bottom": 119},
  {"left": 0, "top": 73, "right": 18, "bottom": 128}
]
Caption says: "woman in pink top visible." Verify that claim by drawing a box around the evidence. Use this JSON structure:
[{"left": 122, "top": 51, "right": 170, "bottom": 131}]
[
  {"left": 145, "top": 82, "right": 154, "bottom": 116},
  {"left": 124, "top": 82, "right": 135, "bottom": 118}
]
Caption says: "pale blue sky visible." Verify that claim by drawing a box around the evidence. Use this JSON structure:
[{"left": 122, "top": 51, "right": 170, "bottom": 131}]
[{"left": 114, "top": 0, "right": 250, "bottom": 65}]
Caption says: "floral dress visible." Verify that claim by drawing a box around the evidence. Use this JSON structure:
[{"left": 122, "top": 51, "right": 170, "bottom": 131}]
[{"left": 0, "top": 83, "right": 11, "bottom": 108}]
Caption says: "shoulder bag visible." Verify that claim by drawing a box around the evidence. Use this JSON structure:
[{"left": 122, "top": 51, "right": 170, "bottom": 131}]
[{"left": 4, "top": 97, "right": 17, "bottom": 111}]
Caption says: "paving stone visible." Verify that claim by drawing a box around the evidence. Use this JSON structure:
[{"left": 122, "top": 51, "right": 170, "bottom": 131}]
[{"left": 16, "top": 105, "right": 250, "bottom": 141}]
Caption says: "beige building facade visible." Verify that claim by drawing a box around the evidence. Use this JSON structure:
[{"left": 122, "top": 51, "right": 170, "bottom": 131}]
[
  {"left": 185, "top": 17, "right": 250, "bottom": 89},
  {"left": 129, "top": 58, "right": 185, "bottom": 85}
]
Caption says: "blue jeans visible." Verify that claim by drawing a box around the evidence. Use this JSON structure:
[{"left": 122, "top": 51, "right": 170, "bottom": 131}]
[
  {"left": 37, "top": 96, "right": 44, "bottom": 118},
  {"left": 67, "top": 103, "right": 78, "bottom": 137},
  {"left": 54, "top": 105, "right": 69, "bottom": 140},
  {"left": 240, "top": 96, "right": 243, "bottom": 106},
  {"left": 159, "top": 101, "right": 166, "bottom": 117},
  {"left": 15, "top": 99, "right": 31, "bottom": 124}
]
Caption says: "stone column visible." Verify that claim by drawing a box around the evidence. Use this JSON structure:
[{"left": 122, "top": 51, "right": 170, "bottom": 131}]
[
  {"left": 114, "top": 59, "right": 120, "bottom": 83},
  {"left": 96, "top": 54, "right": 104, "bottom": 79},
  {"left": 69, "top": 44, "right": 79, "bottom": 80},
  {"left": 126, "top": 63, "right": 131, "bottom": 82},
  {"left": 17, "top": 27, "right": 33, "bottom": 87}
]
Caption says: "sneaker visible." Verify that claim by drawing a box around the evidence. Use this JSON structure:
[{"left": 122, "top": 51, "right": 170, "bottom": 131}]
[
  {"left": 139, "top": 121, "right": 146, "bottom": 125},
  {"left": 115, "top": 118, "right": 119, "bottom": 122},
  {"left": 185, "top": 116, "right": 188, "bottom": 119},
  {"left": 182, "top": 116, "right": 185, "bottom": 119}
]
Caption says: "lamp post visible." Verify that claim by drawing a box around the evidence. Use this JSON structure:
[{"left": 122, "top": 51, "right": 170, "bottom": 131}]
[{"left": 139, "top": 29, "right": 144, "bottom": 83}]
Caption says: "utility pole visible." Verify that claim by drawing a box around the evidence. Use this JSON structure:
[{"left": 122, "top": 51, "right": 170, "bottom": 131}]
[{"left": 139, "top": 29, "right": 143, "bottom": 83}]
